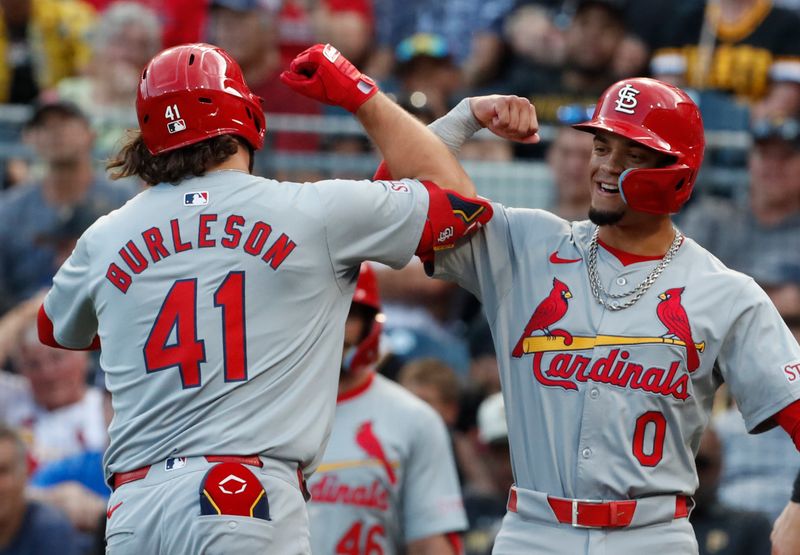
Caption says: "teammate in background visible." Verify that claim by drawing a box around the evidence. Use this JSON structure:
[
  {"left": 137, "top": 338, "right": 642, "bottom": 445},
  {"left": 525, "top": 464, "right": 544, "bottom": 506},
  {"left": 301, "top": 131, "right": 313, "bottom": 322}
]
[
  {"left": 378, "top": 81, "right": 800, "bottom": 553},
  {"left": 36, "top": 43, "right": 530, "bottom": 553},
  {"left": 308, "top": 263, "right": 466, "bottom": 554}
]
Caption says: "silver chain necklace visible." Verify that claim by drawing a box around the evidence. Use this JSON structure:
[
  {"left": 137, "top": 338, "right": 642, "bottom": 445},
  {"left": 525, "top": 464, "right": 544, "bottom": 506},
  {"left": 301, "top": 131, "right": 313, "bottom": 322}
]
[{"left": 587, "top": 226, "right": 683, "bottom": 311}]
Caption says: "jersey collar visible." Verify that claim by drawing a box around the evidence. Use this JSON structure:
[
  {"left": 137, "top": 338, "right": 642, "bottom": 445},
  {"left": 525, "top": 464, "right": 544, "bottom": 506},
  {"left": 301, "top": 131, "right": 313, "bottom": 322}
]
[{"left": 337, "top": 371, "right": 376, "bottom": 404}]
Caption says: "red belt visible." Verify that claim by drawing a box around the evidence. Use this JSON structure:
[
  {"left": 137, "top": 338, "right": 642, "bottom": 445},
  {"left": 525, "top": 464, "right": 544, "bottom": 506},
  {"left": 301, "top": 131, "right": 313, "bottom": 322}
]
[
  {"left": 507, "top": 489, "right": 689, "bottom": 528},
  {"left": 111, "top": 455, "right": 263, "bottom": 491}
]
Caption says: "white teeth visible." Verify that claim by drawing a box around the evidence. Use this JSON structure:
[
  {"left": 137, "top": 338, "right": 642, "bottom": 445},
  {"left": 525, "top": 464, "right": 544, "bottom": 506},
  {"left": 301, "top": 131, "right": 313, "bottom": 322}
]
[{"left": 599, "top": 183, "right": 619, "bottom": 193}]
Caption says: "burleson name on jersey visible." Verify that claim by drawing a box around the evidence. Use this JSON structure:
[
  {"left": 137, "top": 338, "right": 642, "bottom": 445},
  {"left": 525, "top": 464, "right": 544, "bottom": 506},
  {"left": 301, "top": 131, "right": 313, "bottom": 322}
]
[{"left": 105, "top": 214, "right": 297, "bottom": 293}]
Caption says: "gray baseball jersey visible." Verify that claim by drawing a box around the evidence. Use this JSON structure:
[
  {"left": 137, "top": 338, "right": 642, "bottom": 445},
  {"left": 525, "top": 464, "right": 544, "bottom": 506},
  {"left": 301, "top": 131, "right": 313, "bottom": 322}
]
[
  {"left": 41, "top": 171, "right": 430, "bottom": 479},
  {"left": 307, "top": 373, "right": 466, "bottom": 554},
  {"left": 432, "top": 207, "right": 800, "bottom": 500}
]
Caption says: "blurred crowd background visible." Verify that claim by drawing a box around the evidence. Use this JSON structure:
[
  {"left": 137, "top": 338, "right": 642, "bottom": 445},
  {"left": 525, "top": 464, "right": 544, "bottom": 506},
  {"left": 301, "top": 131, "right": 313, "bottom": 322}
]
[{"left": 0, "top": 0, "right": 799, "bottom": 553}]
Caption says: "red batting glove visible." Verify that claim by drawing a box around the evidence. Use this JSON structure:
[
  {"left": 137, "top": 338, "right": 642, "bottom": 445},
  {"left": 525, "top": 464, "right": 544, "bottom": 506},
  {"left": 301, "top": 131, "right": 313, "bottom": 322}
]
[{"left": 280, "top": 44, "right": 378, "bottom": 114}]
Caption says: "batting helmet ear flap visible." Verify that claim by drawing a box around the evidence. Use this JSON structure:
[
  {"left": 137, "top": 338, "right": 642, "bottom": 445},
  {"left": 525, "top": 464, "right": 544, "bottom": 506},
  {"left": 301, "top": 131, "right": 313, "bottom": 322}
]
[{"left": 618, "top": 165, "right": 696, "bottom": 214}]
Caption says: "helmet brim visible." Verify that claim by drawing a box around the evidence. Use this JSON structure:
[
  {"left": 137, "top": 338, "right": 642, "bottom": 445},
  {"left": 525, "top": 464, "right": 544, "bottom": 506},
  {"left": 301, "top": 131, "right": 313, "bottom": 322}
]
[{"left": 573, "top": 117, "right": 674, "bottom": 156}]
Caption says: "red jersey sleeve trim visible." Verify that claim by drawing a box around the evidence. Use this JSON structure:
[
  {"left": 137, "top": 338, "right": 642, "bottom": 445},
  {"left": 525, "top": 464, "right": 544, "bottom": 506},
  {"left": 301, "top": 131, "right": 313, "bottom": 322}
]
[
  {"left": 774, "top": 399, "right": 800, "bottom": 451},
  {"left": 37, "top": 304, "right": 100, "bottom": 351},
  {"left": 336, "top": 371, "right": 376, "bottom": 403}
]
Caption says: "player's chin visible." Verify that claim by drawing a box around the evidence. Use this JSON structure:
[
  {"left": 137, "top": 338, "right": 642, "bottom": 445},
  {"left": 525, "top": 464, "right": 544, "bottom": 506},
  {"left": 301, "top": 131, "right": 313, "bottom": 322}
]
[{"left": 588, "top": 205, "right": 626, "bottom": 226}]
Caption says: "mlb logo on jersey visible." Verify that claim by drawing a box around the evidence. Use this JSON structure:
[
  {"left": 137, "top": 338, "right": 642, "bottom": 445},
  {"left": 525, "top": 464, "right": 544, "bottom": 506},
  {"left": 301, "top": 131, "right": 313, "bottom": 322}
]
[
  {"left": 165, "top": 457, "right": 187, "bottom": 471},
  {"left": 167, "top": 119, "right": 187, "bottom": 134},
  {"left": 184, "top": 192, "right": 209, "bottom": 206}
]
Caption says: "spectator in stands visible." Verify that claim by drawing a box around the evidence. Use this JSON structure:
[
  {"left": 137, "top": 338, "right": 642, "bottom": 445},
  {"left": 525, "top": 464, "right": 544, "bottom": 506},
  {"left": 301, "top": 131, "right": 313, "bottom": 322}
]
[
  {"left": 393, "top": 33, "right": 462, "bottom": 119},
  {"left": 0, "top": 101, "right": 134, "bottom": 314},
  {"left": 462, "top": 393, "right": 512, "bottom": 555},
  {"left": 454, "top": 316, "right": 501, "bottom": 460},
  {"left": 398, "top": 357, "right": 495, "bottom": 494},
  {"left": 310, "top": 0, "right": 374, "bottom": 67},
  {"left": 2, "top": 319, "right": 107, "bottom": 467},
  {"left": 367, "top": 0, "right": 514, "bottom": 87},
  {"left": 713, "top": 393, "right": 799, "bottom": 523},
  {"left": 503, "top": 0, "right": 627, "bottom": 125},
  {"left": 26, "top": 389, "right": 111, "bottom": 539},
  {"left": 546, "top": 124, "right": 593, "bottom": 221},
  {"left": 0, "top": 0, "right": 95, "bottom": 104},
  {"left": 651, "top": 0, "right": 800, "bottom": 120},
  {"left": 0, "top": 293, "right": 40, "bottom": 367},
  {"left": 0, "top": 424, "right": 82, "bottom": 555},
  {"left": 83, "top": 0, "right": 207, "bottom": 48},
  {"left": 398, "top": 358, "right": 461, "bottom": 428},
  {"left": 690, "top": 427, "right": 772, "bottom": 555},
  {"left": 207, "top": 0, "right": 321, "bottom": 153},
  {"left": 57, "top": 2, "right": 162, "bottom": 155},
  {"left": 678, "top": 117, "right": 800, "bottom": 288},
  {"left": 504, "top": 4, "right": 566, "bottom": 70},
  {"left": 460, "top": 132, "right": 514, "bottom": 163}
]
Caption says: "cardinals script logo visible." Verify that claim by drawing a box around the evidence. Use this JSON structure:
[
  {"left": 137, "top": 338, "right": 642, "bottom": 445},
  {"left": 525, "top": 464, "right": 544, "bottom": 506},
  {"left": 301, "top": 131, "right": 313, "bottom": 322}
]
[
  {"left": 309, "top": 421, "right": 396, "bottom": 511},
  {"left": 513, "top": 281, "right": 704, "bottom": 400}
]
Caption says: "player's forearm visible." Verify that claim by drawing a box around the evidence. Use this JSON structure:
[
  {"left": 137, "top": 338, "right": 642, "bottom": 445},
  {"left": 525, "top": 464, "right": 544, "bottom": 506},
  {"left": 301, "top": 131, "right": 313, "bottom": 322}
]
[
  {"left": 356, "top": 93, "right": 477, "bottom": 198},
  {"left": 427, "top": 98, "right": 484, "bottom": 156}
]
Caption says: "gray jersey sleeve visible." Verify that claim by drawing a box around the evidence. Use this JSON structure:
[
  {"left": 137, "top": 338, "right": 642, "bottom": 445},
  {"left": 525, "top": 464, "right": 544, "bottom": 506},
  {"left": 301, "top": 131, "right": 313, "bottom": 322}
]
[
  {"left": 402, "top": 404, "right": 466, "bottom": 542},
  {"left": 42, "top": 229, "right": 98, "bottom": 348},
  {"left": 433, "top": 202, "right": 515, "bottom": 303},
  {"left": 716, "top": 278, "right": 800, "bottom": 432},
  {"left": 310, "top": 178, "right": 429, "bottom": 272}
]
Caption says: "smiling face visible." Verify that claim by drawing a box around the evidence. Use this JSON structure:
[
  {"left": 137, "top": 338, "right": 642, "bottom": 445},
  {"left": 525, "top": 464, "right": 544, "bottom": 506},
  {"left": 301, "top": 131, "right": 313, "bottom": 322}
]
[{"left": 587, "top": 130, "right": 674, "bottom": 225}]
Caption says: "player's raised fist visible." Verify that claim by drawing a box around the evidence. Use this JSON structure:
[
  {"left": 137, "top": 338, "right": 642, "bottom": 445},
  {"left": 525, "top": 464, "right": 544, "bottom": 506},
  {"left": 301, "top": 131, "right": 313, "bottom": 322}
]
[
  {"left": 469, "top": 95, "right": 540, "bottom": 144},
  {"left": 280, "top": 43, "right": 378, "bottom": 114}
]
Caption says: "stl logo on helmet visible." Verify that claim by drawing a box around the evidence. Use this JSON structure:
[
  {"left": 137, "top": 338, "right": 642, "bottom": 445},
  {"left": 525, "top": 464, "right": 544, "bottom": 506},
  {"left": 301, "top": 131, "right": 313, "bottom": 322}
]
[{"left": 614, "top": 84, "right": 641, "bottom": 115}]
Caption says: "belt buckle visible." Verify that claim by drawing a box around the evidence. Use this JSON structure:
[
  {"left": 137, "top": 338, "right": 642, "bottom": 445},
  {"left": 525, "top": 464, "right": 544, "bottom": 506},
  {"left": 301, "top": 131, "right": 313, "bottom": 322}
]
[{"left": 571, "top": 498, "right": 604, "bottom": 529}]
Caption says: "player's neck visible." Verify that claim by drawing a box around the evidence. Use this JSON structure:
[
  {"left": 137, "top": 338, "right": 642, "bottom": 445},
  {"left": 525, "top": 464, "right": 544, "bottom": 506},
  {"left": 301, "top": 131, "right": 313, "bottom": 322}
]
[
  {"left": 596, "top": 215, "right": 676, "bottom": 256},
  {"left": 207, "top": 147, "right": 251, "bottom": 174},
  {"left": 337, "top": 369, "right": 375, "bottom": 401}
]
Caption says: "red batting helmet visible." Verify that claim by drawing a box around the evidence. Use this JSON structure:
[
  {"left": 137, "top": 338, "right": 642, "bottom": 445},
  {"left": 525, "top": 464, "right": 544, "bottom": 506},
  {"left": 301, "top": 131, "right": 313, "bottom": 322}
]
[
  {"left": 137, "top": 43, "right": 266, "bottom": 155},
  {"left": 573, "top": 77, "right": 705, "bottom": 214},
  {"left": 343, "top": 263, "right": 383, "bottom": 374}
]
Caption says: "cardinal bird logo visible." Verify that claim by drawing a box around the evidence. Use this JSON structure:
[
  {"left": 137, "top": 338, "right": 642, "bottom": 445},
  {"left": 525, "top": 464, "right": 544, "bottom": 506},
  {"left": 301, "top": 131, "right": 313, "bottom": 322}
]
[
  {"left": 656, "top": 287, "right": 700, "bottom": 372},
  {"left": 512, "top": 278, "right": 573, "bottom": 357},
  {"left": 355, "top": 422, "right": 397, "bottom": 485}
]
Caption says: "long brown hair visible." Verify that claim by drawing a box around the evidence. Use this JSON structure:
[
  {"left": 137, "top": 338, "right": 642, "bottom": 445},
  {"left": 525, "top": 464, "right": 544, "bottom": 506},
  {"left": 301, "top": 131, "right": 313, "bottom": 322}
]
[{"left": 107, "top": 131, "right": 243, "bottom": 185}]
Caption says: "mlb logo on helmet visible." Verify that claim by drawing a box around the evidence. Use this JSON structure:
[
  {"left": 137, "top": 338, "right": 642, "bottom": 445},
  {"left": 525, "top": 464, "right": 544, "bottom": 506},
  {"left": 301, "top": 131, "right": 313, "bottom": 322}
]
[
  {"left": 167, "top": 119, "right": 187, "bottom": 134},
  {"left": 184, "top": 192, "right": 209, "bottom": 206}
]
